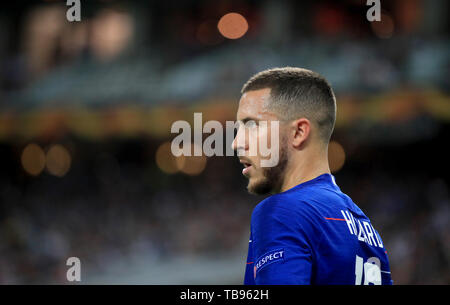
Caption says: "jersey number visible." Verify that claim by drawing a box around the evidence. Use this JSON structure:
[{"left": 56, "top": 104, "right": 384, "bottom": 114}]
[{"left": 354, "top": 255, "right": 382, "bottom": 285}]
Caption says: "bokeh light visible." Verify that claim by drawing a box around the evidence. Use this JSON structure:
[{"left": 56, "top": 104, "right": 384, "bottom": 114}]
[
  {"left": 155, "top": 141, "right": 180, "bottom": 174},
  {"left": 328, "top": 141, "right": 346, "bottom": 173},
  {"left": 21, "top": 143, "right": 46, "bottom": 176},
  {"left": 371, "top": 13, "right": 395, "bottom": 39},
  {"left": 46, "top": 144, "right": 72, "bottom": 177},
  {"left": 90, "top": 8, "right": 134, "bottom": 61},
  {"left": 175, "top": 144, "right": 207, "bottom": 176},
  {"left": 217, "top": 12, "right": 248, "bottom": 39}
]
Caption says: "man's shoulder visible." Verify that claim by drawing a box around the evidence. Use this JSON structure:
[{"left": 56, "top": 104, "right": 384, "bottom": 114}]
[
  {"left": 252, "top": 190, "right": 318, "bottom": 221},
  {"left": 252, "top": 183, "right": 358, "bottom": 222}
]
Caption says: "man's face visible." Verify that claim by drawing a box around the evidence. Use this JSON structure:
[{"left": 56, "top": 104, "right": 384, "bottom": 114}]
[{"left": 232, "top": 88, "right": 288, "bottom": 195}]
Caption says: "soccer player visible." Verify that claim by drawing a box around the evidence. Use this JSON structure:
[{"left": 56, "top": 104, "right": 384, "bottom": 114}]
[{"left": 232, "top": 67, "right": 392, "bottom": 285}]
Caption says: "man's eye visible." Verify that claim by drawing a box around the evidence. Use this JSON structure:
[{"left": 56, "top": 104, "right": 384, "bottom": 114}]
[{"left": 245, "top": 120, "right": 257, "bottom": 128}]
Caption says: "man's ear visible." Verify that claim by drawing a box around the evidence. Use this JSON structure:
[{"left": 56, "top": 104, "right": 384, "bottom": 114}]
[{"left": 291, "top": 118, "right": 311, "bottom": 149}]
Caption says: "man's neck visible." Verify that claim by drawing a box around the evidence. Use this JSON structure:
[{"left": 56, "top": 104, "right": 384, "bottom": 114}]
[{"left": 280, "top": 150, "right": 330, "bottom": 193}]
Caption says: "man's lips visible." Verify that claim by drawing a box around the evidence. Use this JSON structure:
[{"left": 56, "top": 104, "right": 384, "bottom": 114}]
[{"left": 239, "top": 159, "right": 253, "bottom": 176}]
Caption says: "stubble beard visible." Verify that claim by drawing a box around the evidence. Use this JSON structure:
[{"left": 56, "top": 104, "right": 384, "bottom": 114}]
[{"left": 247, "top": 142, "right": 288, "bottom": 195}]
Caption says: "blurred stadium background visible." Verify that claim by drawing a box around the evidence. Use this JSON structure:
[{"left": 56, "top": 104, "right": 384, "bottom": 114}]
[{"left": 0, "top": 0, "right": 449, "bottom": 284}]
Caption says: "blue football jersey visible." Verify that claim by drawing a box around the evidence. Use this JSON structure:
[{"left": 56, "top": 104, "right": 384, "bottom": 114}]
[{"left": 244, "top": 173, "right": 392, "bottom": 285}]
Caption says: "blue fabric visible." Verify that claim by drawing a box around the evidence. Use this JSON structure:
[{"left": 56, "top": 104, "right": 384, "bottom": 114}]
[{"left": 244, "top": 173, "right": 393, "bottom": 285}]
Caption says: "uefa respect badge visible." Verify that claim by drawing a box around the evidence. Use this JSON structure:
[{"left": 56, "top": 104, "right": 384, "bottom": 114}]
[{"left": 254, "top": 249, "right": 285, "bottom": 279}]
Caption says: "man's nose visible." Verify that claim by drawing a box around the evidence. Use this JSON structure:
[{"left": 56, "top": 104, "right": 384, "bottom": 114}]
[{"left": 231, "top": 128, "right": 247, "bottom": 153}]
